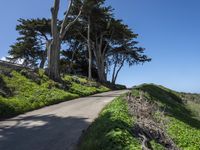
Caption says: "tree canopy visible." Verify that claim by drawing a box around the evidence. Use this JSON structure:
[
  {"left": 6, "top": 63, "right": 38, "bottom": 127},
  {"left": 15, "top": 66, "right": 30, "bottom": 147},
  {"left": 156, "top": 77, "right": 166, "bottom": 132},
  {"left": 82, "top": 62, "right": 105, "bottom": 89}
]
[
  {"left": 8, "top": 18, "right": 51, "bottom": 68},
  {"left": 8, "top": 0, "right": 151, "bottom": 84}
]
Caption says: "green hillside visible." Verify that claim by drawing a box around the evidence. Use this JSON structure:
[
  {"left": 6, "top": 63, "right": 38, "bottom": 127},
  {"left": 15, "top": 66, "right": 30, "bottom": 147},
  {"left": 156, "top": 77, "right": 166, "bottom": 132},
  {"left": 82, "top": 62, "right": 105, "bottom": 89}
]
[
  {"left": 0, "top": 67, "right": 110, "bottom": 119},
  {"left": 79, "top": 84, "right": 200, "bottom": 150}
]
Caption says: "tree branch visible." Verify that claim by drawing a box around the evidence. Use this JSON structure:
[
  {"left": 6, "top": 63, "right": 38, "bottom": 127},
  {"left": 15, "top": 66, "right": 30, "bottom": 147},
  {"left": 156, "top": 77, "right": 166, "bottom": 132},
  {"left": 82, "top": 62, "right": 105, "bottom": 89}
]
[
  {"left": 51, "top": 0, "right": 60, "bottom": 38},
  {"left": 60, "top": 5, "right": 83, "bottom": 40},
  {"left": 99, "top": 33, "right": 104, "bottom": 55},
  {"left": 112, "top": 61, "right": 117, "bottom": 83},
  {"left": 38, "top": 31, "right": 49, "bottom": 41},
  {"left": 102, "top": 29, "right": 114, "bottom": 57},
  {"left": 78, "top": 32, "right": 88, "bottom": 41},
  {"left": 60, "top": 0, "right": 73, "bottom": 36},
  {"left": 113, "top": 58, "right": 125, "bottom": 83}
]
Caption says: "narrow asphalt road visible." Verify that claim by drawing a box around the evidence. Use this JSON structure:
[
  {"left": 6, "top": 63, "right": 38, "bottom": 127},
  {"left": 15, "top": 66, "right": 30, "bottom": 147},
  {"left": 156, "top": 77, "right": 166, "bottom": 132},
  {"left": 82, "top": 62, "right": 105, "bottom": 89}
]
[{"left": 0, "top": 90, "right": 128, "bottom": 150}]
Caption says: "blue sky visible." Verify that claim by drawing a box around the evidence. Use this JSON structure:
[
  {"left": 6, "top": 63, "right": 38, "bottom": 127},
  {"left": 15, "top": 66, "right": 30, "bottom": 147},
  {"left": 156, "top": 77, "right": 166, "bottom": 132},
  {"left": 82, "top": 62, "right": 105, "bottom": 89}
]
[{"left": 0, "top": 0, "right": 200, "bottom": 93}]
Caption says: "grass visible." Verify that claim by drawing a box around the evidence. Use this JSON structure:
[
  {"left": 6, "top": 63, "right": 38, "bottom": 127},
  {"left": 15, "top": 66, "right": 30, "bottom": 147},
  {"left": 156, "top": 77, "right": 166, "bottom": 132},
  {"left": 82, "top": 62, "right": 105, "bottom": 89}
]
[
  {"left": 0, "top": 69, "right": 110, "bottom": 119},
  {"left": 79, "top": 84, "right": 200, "bottom": 150},
  {"left": 78, "top": 96, "right": 141, "bottom": 150},
  {"left": 133, "top": 84, "right": 200, "bottom": 150},
  {"left": 64, "top": 75, "right": 110, "bottom": 96},
  {"left": 186, "top": 101, "right": 200, "bottom": 121}
]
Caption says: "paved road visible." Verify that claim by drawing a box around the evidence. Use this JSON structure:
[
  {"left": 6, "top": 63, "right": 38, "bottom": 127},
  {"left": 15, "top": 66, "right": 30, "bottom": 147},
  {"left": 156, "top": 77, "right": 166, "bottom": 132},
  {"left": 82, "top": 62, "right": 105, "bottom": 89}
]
[{"left": 0, "top": 90, "right": 128, "bottom": 150}]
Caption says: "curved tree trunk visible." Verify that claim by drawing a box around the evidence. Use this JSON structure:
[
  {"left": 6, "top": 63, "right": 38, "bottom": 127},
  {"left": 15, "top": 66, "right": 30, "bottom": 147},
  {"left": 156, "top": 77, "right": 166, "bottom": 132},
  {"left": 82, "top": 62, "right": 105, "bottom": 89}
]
[
  {"left": 111, "top": 59, "right": 125, "bottom": 84},
  {"left": 111, "top": 62, "right": 117, "bottom": 84}
]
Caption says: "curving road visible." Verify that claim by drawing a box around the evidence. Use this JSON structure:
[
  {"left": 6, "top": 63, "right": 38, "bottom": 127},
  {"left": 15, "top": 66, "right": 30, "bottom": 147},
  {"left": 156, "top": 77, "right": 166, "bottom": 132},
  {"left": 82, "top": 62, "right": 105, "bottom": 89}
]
[{"left": 0, "top": 90, "right": 128, "bottom": 150}]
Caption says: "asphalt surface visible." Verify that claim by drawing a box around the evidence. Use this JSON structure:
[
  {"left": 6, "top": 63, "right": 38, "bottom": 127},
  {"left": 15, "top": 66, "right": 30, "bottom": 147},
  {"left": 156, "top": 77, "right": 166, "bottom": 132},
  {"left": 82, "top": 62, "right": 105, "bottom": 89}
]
[{"left": 0, "top": 90, "right": 128, "bottom": 150}]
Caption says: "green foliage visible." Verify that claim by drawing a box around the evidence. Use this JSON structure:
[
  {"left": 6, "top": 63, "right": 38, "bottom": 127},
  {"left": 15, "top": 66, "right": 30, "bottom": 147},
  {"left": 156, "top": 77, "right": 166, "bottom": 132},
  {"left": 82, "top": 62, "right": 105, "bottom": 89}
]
[
  {"left": 8, "top": 18, "right": 51, "bottom": 68},
  {"left": 82, "top": 84, "right": 200, "bottom": 149},
  {"left": 63, "top": 75, "right": 110, "bottom": 96},
  {"left": 79, "top": 97, "right": 141, "bottom": 150},
  {"left": 186, "top": 101, "right": 200, "bottom": 121},
  {"left": 0, "top": 70, "right": 109, "bottom": 119},
  {"left": 150, "top": 140, "right": 165, "bottom": 150},
  {"left": 69, "top": 82, "right": 97, "bottom": 96},
  {"left": 133, "top": 84, "right": 200, "bottom": 149},
  {"left": 167, "top": 117, "right": 200, "bottom": 150},
  {"left": 115, "top": 84, "right": 127, "bottom": 90},
  {"left": 72, "top": 0, "right": 150, "bottom": 82},
  {"left": 0, "top": 71, "right": 78, "bottom": 118}
]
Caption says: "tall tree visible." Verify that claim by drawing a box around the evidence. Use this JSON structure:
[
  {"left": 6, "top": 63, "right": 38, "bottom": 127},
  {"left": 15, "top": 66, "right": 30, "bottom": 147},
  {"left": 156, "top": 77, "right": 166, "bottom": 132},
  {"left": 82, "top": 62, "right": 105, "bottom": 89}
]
[
  {"left": 67, "top": 0, "right": 97, "bottom": 80},
  {"left": 8, "top": 18, "right": 51, "bottom": 68},
  {"left": 81, "top": 5, "right": 150, "bottom": 82},
  {"left": 76, "top": 0, "right": 112, "bottom": 82},
  {"left": 47, "top": 0, "right": 83, "bottom": 81},
  {"left": 82, "top": 0, "right": 98, "bottom": 80},
  {"left": 110, "top": 42, "right": 151, "bottom": 84}
]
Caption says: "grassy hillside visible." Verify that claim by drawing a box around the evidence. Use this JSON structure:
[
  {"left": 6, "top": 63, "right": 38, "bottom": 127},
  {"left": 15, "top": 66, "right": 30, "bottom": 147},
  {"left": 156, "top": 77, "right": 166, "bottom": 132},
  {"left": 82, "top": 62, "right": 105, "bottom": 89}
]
[
  {"left": 135, "top": 84, "right": 200, "bottom": 149},
  {"left": 0, "top": 67, "right": 110, "bottom": 119},
  {"left": 79, "top": 84, "right": 200, "bottom": 150},
  {"left": 78, "top": 96, "right": 141, "bottom": 150}
]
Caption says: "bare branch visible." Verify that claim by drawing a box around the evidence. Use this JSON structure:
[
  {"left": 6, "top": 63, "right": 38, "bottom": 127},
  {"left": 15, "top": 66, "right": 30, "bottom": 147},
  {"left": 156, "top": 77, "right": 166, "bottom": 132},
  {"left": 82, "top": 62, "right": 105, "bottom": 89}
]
[
  {"left": 60, "top": 5, "right": 83, "bottom": 40},
  {"left": 51, "top": 0, "right": 60, "bottom": 38},
  {"left": 60, "top": 0, "right": 73, "bottom": 35},
  {"left": 78, "top": 32, "right": 88, "bottom": 41}
]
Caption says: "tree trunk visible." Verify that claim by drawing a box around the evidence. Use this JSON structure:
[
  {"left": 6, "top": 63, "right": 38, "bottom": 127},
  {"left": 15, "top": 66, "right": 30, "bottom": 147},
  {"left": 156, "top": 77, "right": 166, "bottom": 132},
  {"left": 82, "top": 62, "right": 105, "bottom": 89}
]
[
  {"left": 47, "top": 0, "right": 61, "bottom": 81},
  {"left": 96, "top": 57, "right": 106, "bottom": 82},
  {"left": 87, "top": 16, "right": 92, "bottom": 80},
  {"left": 111, "top": 62, "right": 117, "bottom": 84},
  {"left": 47, "top": 37, "right": 61, "bottom": 81},
  {"left": 69, "top": 49, "right": 76, "bottom": 74},
  {"left": 39, "top": 58, "right": 46, "bottom": 69},
  {"left": 92, "top": 34, "right": 107, "bottom": 83},
  {"left": 39, "top": 51, "right": 47, "bottom": 68},
  {"left": 111, "top": 59, "right": 125, "bottom": 84},
  {"left": 47, "top": 0, "right": 83, "bottom": 81}
]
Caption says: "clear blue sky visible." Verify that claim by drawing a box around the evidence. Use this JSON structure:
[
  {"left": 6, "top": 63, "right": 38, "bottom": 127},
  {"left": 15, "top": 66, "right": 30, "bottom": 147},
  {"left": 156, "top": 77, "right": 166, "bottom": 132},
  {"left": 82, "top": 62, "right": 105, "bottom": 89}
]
[{"left": 0, "top": 0, "right": 200, "bottom": 93}]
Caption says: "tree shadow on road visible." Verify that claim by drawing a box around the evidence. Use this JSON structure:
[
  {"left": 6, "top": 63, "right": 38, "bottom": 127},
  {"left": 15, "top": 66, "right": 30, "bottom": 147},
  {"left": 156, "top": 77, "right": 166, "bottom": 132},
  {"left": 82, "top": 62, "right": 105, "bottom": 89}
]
[{"left": 0, "top": 114, "right": 90, "bottom": 150}]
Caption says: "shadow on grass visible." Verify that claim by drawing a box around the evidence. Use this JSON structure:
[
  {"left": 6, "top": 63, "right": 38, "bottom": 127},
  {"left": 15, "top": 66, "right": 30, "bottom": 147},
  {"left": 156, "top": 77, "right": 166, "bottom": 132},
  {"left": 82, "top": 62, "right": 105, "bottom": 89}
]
[
  {"left": 78, "top": 112, "right": 138, "bottom": 150},
  {"left": 137, "top": 84, "right": 200, "bottom": 129},
  {"left": 0, "top": 115, "right": 90, "bottom": 150},
  {"left": 0, "top": 76, "right": 13, "bottom": 97}
]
